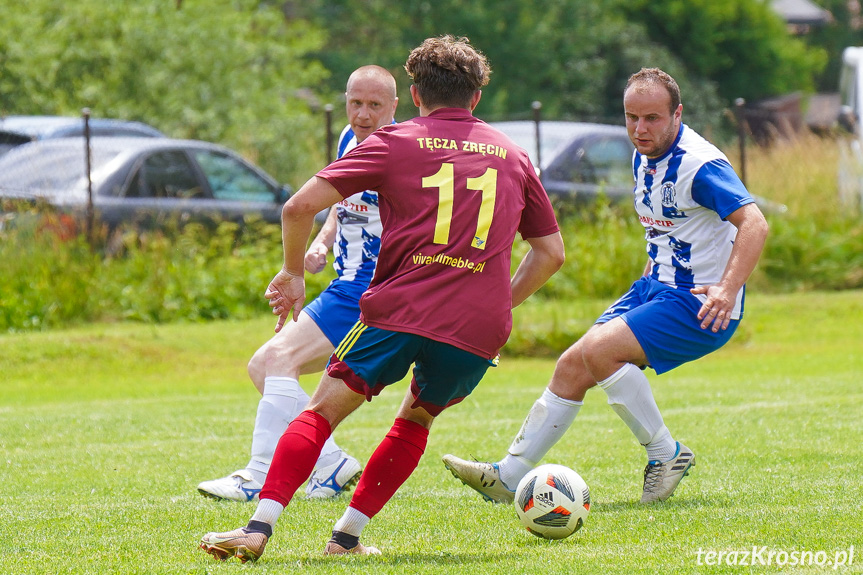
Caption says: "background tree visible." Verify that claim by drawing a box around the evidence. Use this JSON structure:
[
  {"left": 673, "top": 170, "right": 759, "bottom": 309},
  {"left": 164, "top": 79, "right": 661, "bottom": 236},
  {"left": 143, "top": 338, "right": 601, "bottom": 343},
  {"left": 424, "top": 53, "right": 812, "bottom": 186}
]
[
  {"left": 0, "top": 0, "right": 835, "bottom": 187},
  {"left": 615, "top": 0, "right": 826, "bottom": 103},
  {"left": 0, "top": 0, "right": 330, "bottom": 185},
  {"left": 804, "top": 0, "right": 863, "bottom": 91}
]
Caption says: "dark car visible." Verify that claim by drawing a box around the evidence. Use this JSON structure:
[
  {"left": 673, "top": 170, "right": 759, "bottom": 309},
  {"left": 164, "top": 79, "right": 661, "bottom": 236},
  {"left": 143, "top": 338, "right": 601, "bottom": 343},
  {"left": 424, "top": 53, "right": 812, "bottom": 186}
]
[
  {"left": 493, "top": 120, "right": 786, "bottom": 214},
  {"left": 492, "top": 120, "right": 635, "bottom": 204},
  {"left": 0, "top": 115, "right": 164, "bottom": 157},
  {"left": 0, "top": 137, "right": 291, "bottom": 230}
]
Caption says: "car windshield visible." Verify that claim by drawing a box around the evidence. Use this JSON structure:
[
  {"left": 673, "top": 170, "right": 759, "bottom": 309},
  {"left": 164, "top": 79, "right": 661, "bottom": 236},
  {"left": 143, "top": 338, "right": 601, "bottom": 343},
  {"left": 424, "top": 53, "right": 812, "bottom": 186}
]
[
  {"left": 0, "top": 144, "right": 124, "bottom": 192},
  {"left": 493, "top": 123, "right": 577, "bottom": 169},
  {"left": 193, "top": 150, "right": 276, "bottom": 201}
]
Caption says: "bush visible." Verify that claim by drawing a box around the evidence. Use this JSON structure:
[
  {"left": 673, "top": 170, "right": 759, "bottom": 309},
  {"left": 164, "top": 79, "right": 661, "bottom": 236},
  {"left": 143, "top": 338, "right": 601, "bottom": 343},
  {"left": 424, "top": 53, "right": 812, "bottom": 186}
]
[{"left": 0, "top": 214, "right": 334, "bottom": 332}]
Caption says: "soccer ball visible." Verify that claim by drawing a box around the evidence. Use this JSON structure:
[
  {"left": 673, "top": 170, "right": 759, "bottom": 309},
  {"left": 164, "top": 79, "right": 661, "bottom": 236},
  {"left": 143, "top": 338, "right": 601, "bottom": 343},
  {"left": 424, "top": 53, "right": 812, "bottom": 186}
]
[{"left": 514, "top": 464, "right": 590, "bottom": 540}]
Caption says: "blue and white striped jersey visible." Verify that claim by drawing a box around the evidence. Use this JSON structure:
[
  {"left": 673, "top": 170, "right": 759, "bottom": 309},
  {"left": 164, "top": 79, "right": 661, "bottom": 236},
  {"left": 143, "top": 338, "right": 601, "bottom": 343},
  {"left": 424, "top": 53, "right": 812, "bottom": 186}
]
[
  {"left": 632, "top": 124, "right": 754, "bottom": 319},
  {"left": 331, "top": 125, "right": 382, "bottom": 283}
]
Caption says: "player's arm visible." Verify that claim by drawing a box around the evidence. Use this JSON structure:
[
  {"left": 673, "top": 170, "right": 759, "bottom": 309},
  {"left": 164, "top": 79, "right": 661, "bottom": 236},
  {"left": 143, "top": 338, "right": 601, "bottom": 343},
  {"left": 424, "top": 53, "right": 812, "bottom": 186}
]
[
  {"left": 305, "top": 207, "right": 338, "bottom": 274},
  {"left": 510, "top": 231, "right": 565, "bottom": 308},
  {"left": 691, "top": 202, "right": 768, "bottom": 332},
  {"left": 266, "top": 176, "right": 344, "bottom": 332}
]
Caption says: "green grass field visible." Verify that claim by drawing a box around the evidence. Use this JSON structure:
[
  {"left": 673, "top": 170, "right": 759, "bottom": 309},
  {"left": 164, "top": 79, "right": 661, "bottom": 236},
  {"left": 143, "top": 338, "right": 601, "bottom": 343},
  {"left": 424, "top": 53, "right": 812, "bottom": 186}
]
[{"left": 2, "top": 291, "right": 862, "bottom": 574}]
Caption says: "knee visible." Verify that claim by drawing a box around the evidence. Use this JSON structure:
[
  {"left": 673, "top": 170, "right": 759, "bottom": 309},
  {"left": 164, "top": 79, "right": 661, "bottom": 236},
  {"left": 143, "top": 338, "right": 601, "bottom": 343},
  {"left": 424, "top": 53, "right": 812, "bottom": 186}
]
[
  {"left": 247, "top": 351, "right": 265, "bottom": 394},
  {"left": 549, "top": 343, "right": 593, "bottom": 399},
  {"left": 578, "top": 332, "right": 602, "bottom": 373}
]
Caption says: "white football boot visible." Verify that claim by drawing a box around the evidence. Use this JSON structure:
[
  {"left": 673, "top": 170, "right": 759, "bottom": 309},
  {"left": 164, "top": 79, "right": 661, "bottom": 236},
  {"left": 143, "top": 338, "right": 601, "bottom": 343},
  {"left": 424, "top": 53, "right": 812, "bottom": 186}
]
[
  {"left": 442, "top": 454, "right": 515, "bottom": 504},
  {"left": 305, "top": 455, "right": 363, "bottom": 499},
  {"left": 197, "top": 469, "right": 263, "bottom": 502}
]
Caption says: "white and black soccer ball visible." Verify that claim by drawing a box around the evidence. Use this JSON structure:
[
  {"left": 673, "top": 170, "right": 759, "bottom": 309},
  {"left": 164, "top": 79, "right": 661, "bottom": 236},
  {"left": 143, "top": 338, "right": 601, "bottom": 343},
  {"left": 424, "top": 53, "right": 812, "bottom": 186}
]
[{"left": 514, "top": 463, "right": 590, "bottom": 540}]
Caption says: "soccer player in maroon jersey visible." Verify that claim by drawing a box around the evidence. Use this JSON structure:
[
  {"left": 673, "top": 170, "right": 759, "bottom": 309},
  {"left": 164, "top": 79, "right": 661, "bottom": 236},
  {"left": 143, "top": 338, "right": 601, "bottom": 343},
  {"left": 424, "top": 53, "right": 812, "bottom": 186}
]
[{"left": 199, "top": 35, "right": 565, "bottom": 562}]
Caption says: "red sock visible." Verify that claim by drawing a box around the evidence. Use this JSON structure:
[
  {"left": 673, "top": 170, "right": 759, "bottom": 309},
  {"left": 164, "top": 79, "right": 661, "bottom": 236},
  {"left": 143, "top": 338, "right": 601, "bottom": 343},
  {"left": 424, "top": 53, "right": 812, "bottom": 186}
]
[
  {"left": 259, "top": 410, "right": 331, "bottom": 506},
  {"left": 348, "top": 418, "right": 429, "bottom": 519}
]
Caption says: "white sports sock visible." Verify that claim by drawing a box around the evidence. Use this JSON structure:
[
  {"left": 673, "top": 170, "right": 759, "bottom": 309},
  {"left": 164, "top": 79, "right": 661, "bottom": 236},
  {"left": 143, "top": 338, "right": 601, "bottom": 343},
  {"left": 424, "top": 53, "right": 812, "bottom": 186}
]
[
  {"left": 597, "top": 363, "right": 677, "bottom": 462},
  {"left": 333, "top": 506, "right": 370, "bottom": 537},
  {"left": 246, "top": 377, "right": 309, "bottom": 483},
  {"left": 250, "top": 498, "right": 285, "bottom": 527},
  {"left": 315, "top": 436, "right": 343, "bottom": 470},
  {"left": 499, "top": 388, "right": 582, "bottom": 489}
]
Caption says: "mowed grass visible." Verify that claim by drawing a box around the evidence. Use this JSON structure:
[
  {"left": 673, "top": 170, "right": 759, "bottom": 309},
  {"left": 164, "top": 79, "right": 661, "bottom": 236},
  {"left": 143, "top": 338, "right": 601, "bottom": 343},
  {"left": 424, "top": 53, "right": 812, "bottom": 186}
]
[{"left": 1, "top": 291, "right": 862, "bottom": 574}]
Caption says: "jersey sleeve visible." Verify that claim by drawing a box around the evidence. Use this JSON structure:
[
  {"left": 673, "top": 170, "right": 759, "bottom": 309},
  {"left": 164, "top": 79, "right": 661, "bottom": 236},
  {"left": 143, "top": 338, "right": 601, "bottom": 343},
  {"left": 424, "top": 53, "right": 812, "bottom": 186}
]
[
  {"left": 518, "top": 156, "right": 560, "bottom": 238},
  {"left": 317, "top": 132, "right": 389, "bottom": 200},
  {"left": 690, "top": 159, "right": 753, "bottom": 220}
]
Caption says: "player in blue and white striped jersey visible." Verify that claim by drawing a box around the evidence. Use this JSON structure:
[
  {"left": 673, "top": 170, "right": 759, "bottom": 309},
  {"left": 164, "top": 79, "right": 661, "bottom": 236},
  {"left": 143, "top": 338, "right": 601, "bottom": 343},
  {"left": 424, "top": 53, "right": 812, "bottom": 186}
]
[
  {"left": 444, "top": 67, "right": 769, "bottom": 506},
  {"left": 197, "top": 66, "right": 397, "bottom": 503}
]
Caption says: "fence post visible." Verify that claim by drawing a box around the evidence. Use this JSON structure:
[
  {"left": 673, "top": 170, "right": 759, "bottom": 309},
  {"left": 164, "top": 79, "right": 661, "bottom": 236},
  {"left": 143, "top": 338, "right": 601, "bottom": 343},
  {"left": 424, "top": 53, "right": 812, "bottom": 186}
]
[
  {"left": 325, "top": 104, "right": 334, "bottom": 165},
  {"left": 735, "top": 98, "right": 747, "bottom": 187},
  {"left": 82, "top": 108, "right": 95, "bottom": 248},
  {"left": 532, "top": 100, "right": 542, "bottom": 178}
]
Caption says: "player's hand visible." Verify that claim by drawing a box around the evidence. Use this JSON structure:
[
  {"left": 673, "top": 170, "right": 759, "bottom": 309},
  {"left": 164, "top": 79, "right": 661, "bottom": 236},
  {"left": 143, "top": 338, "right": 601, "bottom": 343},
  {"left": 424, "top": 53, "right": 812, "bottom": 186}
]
[
  {"left": 304, "top": 243, "right": 329, "bottom": 274},
  {"left": 265, "top": 269, "right": 305, "bottom": 333},
  {"left": 690, "top": 284, "right": 734, "bottom": 332}
]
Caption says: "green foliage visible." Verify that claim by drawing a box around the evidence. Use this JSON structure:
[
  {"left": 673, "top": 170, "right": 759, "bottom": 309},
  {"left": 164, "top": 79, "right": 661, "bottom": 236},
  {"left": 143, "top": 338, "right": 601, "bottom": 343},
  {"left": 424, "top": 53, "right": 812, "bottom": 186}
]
[
  {"left": 0, "top": 0, "right": 330, "bottom": 186},
  {"left": 0, "top": 215, "right": 334, "bottom": 332},
  {"left": 292, "top": 0, "right": 815, "bottom": 130},
  {"left": 760, "top": 216, "right": 863, "bottom": 291},
  {"left": 616, "top": 0, "right": 827, "bottom": 103},
  {"left": 804, "top": 0, "right": 863, "bottom": 92},
  {"left": 0, "top": 0, "right": 833, "bottom": 184}
]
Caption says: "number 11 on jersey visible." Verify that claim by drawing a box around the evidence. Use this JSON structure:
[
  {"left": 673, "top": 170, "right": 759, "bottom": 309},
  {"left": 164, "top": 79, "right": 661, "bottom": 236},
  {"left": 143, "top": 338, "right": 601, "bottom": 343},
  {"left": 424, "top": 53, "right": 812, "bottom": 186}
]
[{"left": 423, "top": 162, "right": 498, "bottom": 250}]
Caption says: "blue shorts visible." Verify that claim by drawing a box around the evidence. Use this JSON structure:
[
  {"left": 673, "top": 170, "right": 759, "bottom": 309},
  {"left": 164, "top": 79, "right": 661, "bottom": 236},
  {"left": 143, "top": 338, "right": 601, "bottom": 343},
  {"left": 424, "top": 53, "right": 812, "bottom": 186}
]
[
  {"left": 302, "top": 279, "right": 368, "bottom": 347},
  {"left": 326, "top": 322, "right": 497, "bottom": 416},
  {"left": 597, "top": 277, "right": 740, "bottom": 375}
]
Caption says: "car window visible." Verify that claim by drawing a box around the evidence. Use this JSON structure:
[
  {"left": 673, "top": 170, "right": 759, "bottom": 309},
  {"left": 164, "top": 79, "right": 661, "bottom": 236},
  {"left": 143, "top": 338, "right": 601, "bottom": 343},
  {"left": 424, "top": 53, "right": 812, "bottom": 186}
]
[
  {"left": 549, "top": 137, "right": 633, "bottom": 186},
  {"left": 126, "top": 151, "right": 203, "bottom": 199},
  {"left": 193, "top": 150, "right": 276, "bottom": 202},
  {"left": 583, "top": 137, "right": 634, "bottom": 187}
]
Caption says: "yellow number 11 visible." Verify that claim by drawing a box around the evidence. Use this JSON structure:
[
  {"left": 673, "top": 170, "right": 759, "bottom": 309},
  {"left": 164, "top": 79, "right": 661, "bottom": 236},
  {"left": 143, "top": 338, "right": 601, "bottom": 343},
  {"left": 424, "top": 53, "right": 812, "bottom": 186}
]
[{"left": 422, "top": 162, "right": 498, "bottom": 250}]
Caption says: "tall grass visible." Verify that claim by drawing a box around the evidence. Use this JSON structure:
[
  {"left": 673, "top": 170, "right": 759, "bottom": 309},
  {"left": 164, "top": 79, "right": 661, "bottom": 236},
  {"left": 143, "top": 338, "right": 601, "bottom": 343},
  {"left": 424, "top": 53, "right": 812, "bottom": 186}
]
[{"left": 730, "top": 132, "right": 863, "bottom": 291}]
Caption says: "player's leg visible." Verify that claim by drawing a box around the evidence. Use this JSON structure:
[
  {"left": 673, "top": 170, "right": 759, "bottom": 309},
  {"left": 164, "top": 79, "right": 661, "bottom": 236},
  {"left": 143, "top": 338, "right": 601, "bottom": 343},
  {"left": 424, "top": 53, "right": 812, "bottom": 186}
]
[
  {"left": 442, "top": 282, "right": 649, "bottom": 504},
  {"left": 584, "top": 282, "right": 739, "bottom": 502},
  {"left": 444, "top": 280, "right": 654, "bottom": 502},
  {"left": 252, "top": 310, "right": 363, "bottom": 496},
  {"left": 326, "top": 335, "right": 492, "bottom": 556},
  {"left": 197, "top": 311, "right": 336, "bottom": 502},
  {"left": 583, "top": 315, "right": 692, "bottom": 502},
  {"left": 200, "top": 372, "right": 366, "bottom": 562},
  {"left": 327, "top": 393, "right": 434, "bottom": 556}
]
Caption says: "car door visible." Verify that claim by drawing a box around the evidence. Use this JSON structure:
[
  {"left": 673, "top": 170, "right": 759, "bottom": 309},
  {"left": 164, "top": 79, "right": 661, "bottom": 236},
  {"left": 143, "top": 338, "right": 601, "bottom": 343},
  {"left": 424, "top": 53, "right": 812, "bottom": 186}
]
[{"left": 103, "top": 149, "right": 209, "bottom": 228}]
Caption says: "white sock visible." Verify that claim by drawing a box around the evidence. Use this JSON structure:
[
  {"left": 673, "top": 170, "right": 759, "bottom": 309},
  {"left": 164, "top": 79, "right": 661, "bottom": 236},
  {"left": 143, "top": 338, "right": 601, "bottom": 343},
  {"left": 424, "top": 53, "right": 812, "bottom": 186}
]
[
  {"left": 246, "top": 377, "right": 310, "bottom": 484},
  {"left": 597, "top": 363, "right": 677, "bottom": 462},
  {"left": 315, "top": 437, "right": 343, "bottom": 470},
  {"left": 250, "top": 498, "right": 285, "bottom": 527},
  {"left": 333, "top": 506, "right": 371, "bottom": 537},
  {"left": 499, "top": 388, "right": 582, "bottom": 489}
]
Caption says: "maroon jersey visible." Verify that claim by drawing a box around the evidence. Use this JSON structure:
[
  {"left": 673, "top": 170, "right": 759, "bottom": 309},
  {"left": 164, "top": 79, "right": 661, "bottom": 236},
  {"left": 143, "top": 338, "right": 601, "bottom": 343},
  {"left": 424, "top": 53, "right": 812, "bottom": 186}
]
[{"left": 317, "top": 108, "right": 559, "bottom": 359}]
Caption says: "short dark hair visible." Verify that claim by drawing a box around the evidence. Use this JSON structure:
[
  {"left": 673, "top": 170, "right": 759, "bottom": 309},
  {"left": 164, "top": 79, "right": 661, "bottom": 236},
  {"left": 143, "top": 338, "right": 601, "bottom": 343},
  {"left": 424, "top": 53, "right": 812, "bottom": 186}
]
[
  {"left": 404, "top": 35, "right": 491, "bottom": 109},
  {"left": 625, "top": 68, "right": 681, "bottom": 114}
]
